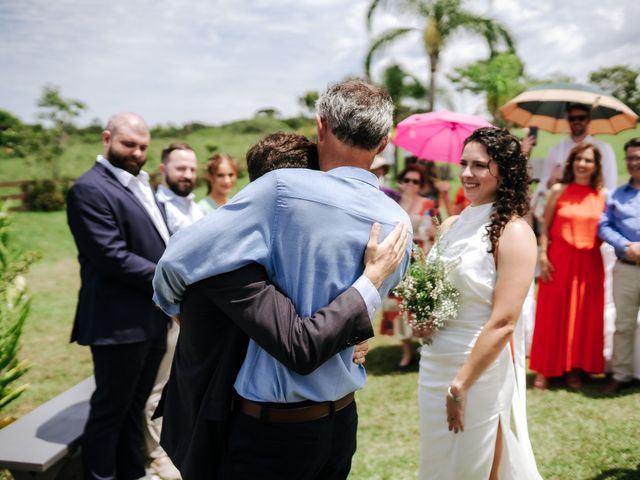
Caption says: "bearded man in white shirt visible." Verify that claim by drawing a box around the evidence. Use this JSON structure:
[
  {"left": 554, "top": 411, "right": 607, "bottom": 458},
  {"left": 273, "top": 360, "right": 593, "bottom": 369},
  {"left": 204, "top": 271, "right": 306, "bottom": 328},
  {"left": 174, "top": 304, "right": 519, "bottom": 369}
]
[
  {"left": 143, "top": 143, "right": 203, "bottom": 479},
  {"left": 156, "top": 143, "right": 204, "bottom": 234}
]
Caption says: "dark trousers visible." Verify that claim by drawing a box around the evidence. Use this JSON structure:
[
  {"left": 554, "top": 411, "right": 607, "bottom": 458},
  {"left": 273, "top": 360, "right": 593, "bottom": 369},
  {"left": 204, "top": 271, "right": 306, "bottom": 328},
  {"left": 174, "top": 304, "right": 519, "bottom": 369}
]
[
  {"left": 219, "top": 401, "right": 358, "bottom": 480},
  {"left": 82, "top": 337, "right": 166, "bottom": 480}
]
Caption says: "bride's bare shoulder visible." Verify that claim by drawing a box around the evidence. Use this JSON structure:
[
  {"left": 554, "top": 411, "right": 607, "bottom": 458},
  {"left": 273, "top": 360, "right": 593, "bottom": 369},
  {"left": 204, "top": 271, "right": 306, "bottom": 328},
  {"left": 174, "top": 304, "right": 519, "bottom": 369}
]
[{"left": 439, "top": 215, "right": 460, "bottom": 235}]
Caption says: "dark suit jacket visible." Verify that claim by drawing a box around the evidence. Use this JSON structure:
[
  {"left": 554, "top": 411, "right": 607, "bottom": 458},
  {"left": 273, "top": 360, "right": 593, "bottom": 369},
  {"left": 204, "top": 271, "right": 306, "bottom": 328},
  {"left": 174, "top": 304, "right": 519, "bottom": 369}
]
[
  {"left": 66, "top": 162, "right": 169, "bottom": 345},
  {"left": 159, "top": 263, "right": 374, "bottom": 480}
]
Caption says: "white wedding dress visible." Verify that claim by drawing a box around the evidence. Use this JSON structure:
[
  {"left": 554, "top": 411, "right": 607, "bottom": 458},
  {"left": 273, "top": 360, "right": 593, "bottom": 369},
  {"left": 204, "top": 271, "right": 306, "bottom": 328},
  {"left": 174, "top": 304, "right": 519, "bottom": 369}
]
[{"left": 418, "top": 203, "right": 542, "bottom": 479}]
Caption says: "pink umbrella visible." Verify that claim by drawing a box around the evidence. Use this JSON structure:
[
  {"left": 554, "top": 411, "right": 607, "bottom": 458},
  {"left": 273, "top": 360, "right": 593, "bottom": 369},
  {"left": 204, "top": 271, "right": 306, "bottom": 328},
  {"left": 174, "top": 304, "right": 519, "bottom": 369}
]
[{"left": 392, "top": 111, "right": 493, "bottom": 164}]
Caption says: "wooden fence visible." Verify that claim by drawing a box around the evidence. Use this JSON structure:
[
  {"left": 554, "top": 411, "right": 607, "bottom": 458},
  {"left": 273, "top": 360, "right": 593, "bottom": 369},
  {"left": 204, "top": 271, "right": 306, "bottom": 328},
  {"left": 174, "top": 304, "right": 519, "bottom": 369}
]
[{"left": 0, "top": 173, "right": 166, "bottom": 210}]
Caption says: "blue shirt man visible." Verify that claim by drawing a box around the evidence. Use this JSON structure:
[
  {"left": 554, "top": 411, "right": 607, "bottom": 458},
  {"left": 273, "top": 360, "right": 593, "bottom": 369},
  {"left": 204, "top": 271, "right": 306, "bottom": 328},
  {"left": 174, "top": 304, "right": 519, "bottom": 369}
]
[
  {"left": 153, "top": 79, "right": 412, "bottom": 478},
  {"left": 154, "top": 166, "right": 411, "bottom": 402},
  {"left": 598, "top": 137, "right": 640, "bottom": 392}
]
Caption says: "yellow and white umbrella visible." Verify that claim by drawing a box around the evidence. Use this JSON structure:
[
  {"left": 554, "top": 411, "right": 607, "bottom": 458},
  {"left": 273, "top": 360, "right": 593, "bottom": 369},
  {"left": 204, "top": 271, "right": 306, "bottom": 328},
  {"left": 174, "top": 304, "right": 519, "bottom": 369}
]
[{"left": 500, "top": 82, "right": 637, "bottom": 134}]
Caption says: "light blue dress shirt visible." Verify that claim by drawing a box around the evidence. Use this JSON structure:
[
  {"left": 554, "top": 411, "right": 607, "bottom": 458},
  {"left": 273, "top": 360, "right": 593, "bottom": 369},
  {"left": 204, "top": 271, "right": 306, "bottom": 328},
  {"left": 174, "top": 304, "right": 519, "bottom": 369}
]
[
  {"left": 153, "top": 166, "right": 412, "bottom": 402},
  {"left": 598, "top": 180, "right": 640, "bottom": 259}
]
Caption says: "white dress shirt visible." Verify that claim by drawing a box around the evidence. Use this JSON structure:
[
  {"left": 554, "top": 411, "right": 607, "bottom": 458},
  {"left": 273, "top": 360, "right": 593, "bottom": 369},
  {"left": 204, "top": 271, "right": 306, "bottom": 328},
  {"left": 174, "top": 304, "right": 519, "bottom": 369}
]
[
  {"left": 155, "top": 184, "right": 204, "bottom": 234},
  {"left": 96, "top": 156, "right": 170, "bottom": 245}
]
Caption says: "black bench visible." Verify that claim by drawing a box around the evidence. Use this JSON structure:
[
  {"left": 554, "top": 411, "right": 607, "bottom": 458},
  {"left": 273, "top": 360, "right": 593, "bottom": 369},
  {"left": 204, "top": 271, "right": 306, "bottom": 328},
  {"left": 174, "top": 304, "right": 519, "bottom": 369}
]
[{"left": 0, "top": 376, "right": 94, "bottom": 480}]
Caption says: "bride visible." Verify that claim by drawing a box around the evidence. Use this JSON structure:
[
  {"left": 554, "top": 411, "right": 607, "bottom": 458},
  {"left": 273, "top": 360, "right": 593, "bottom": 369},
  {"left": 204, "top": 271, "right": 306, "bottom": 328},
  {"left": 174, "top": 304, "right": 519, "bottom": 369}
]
[{"left": 417, "top": 128, "right": 541, "bottom": 479}]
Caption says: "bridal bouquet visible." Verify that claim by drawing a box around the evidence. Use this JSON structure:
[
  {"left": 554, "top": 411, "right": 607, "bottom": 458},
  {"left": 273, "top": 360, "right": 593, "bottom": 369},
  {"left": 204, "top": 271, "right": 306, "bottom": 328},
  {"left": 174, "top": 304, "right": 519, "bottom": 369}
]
[{"left": 393, "top": 241, "right": 460, "bottom": 345}]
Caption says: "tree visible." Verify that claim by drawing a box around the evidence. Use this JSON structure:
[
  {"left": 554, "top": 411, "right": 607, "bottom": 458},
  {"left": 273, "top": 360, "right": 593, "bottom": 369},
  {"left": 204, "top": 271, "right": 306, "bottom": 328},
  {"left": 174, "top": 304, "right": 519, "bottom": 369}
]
[
  {"left": 36, "top": 85, "right": 87, "bottom": 179},
  {"left": 254, "top": 108, "right": 281, "bottom": 119},
  {"left": 449, "top": 52, "right": 528, "bottom": 125},
  {"left": 298, "top": 91, "right": 319, "bottom": 117},
  {"left": 590, "top": 65, "right": 640, "bottom": 115},
  {"left": 365, "top": 0, "right": 514, "bottom": 112},
  {"left": 382, "top": 63, "right": 427, "bottom": 123}
]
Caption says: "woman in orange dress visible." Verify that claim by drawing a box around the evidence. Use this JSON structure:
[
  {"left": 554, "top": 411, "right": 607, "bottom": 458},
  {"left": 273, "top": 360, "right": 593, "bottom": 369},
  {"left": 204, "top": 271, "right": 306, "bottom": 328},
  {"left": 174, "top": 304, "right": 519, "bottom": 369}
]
[{"left": 529, "top": 142, "right": 606, "bottom": 390}]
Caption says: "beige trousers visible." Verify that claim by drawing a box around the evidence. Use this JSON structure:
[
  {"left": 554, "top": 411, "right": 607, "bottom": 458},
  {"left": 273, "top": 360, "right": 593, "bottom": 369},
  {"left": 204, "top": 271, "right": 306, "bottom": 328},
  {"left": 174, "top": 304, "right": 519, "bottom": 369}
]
[
  {"left": 611, "top": 261, "right": 640, "bottom": 382},
  {"left": 144, "top": 320, "right": 180, "bottom": 459}
]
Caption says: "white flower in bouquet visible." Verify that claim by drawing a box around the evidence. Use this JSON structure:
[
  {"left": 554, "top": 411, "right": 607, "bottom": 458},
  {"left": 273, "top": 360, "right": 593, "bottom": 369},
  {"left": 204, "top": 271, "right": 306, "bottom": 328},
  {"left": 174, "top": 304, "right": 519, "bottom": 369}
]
[{"left": 393, "top": 240, "right": 460, "bottom": 345}]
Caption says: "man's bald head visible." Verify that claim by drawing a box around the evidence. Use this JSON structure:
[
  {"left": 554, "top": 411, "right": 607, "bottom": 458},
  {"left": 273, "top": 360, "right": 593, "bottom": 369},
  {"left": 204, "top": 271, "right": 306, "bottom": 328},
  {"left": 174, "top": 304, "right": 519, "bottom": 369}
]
[
  {"left": 102, "top": 112, "right": 150, "bottom": 176},
  {"left": 105, "top": 112, "right": 149, "bottom": 137}
]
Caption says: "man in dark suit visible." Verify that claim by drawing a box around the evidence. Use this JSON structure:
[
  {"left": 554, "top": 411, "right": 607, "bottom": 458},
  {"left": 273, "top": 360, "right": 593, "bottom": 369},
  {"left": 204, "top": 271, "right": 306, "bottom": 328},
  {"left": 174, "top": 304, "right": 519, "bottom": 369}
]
[{"left": 67, "top": 112, "right": 170, "bottom": 480}]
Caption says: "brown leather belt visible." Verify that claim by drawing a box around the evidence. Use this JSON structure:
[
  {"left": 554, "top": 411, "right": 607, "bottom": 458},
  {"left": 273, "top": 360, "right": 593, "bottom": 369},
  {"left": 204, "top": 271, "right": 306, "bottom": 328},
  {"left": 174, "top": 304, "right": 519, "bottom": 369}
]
[{"left": 238, "top": 392, "right": 355, "bottom": 423}]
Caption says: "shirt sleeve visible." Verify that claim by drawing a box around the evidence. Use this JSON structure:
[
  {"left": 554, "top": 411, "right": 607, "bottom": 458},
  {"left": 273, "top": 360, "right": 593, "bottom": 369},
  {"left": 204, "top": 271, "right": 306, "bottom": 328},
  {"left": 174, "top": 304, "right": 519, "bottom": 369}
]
[
  {"left": 601, "top": 142, "right": 618, "bottom": 192},
  {"left": 352, "top": 275, "right": 382, "bottom": 321},
  {"left": 152, "top": 173, "right": 279, "bottom": 315},
  {"left": 598, "top": 192, "right": 630, "bottom": 257}
]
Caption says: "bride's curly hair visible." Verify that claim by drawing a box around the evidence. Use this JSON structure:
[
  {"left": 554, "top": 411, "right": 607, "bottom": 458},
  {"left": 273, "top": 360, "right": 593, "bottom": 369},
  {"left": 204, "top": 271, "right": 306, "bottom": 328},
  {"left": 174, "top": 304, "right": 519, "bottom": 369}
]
[{"left": 463, "top": 127, "right": 531, "bottom": 254}]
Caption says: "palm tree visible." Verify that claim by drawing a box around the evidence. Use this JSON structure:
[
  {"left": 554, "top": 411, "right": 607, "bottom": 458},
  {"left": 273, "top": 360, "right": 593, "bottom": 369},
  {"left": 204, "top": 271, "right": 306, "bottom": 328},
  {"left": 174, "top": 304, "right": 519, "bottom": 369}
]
[{"left": 365, "top": 0, "right": 515, "bottom": 111}]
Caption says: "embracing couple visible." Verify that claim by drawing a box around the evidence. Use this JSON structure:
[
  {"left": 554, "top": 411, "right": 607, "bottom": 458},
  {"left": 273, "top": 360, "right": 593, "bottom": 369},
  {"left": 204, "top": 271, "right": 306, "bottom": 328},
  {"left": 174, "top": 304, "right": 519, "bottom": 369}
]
[{"left": 153, "top": 79, "right": 542, "bottom": 479}]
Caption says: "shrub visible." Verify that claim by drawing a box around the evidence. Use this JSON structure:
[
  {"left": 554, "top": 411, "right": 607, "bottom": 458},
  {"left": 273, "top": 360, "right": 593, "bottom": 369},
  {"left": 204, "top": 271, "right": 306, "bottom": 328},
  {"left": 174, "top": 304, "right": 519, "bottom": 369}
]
[
  {"left": 21, "top": 179, "right": 71, "bottom": 212},
  {"left": 0, "top": 203, "right": 39, "bottom": 413}
]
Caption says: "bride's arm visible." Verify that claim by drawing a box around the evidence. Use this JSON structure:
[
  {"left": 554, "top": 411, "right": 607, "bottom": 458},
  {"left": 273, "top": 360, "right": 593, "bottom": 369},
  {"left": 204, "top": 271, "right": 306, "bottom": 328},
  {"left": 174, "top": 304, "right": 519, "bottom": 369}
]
[{"left": 447, "top": 217, "right": 536, "bottom": 432}]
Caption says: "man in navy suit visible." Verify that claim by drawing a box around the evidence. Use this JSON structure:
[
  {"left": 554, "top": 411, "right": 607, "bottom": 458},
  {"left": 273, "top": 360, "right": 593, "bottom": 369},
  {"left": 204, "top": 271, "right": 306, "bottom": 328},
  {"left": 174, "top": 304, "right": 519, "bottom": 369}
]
[{"left": 67, "top": 112, "right": 170, "bottom": 480}]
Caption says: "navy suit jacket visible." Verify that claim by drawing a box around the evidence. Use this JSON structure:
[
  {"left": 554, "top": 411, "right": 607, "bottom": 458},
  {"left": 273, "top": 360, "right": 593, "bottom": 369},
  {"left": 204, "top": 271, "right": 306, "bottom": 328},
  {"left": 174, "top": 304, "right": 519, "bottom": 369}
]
[{"left": 67, "top": 162, "right": 169, "bottom": 345}]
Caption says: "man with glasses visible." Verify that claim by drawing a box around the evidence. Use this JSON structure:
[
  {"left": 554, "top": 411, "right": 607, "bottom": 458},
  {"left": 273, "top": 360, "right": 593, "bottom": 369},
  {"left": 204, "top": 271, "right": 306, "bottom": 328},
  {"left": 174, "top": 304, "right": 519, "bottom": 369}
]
[
  {"left": 535, "top": 103, "right": 618, "bottom": 196},
  {"left": 599, "top": 138, "right": 640, "bottom": 393}
]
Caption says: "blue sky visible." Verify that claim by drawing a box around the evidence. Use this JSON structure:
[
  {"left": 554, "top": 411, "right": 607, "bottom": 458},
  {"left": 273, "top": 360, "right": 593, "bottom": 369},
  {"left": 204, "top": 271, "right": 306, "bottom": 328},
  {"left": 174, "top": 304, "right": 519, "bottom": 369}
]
[{"left": 1, "top": 0, "right": 638, "bottom": 126}]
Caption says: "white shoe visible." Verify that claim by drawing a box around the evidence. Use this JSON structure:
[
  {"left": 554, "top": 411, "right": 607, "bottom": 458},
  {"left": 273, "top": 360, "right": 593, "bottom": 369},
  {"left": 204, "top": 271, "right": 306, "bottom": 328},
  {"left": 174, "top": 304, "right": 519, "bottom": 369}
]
[{"left": 148, "top": 455, "right": 182, "bottom": 480}]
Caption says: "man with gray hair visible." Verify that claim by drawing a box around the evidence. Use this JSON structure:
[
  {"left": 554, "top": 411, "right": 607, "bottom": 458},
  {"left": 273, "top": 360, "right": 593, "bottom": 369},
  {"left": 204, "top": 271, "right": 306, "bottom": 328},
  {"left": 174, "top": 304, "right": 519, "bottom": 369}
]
[{"left": 153, "top": 78, "right": 411, "bottom": 478}]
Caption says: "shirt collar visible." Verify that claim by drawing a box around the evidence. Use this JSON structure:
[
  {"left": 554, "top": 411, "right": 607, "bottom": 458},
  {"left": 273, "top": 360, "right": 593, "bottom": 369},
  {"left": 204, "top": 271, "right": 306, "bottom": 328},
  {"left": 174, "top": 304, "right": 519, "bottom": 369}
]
[
  {"left": 622, "top": 179, "right": 640, "bottom": 192},
  {"left": 326, "top": 166, "right": 380, "bottom": 188},
  {"left": 96, "top": 155, "right": 150, "bottom": 187}
]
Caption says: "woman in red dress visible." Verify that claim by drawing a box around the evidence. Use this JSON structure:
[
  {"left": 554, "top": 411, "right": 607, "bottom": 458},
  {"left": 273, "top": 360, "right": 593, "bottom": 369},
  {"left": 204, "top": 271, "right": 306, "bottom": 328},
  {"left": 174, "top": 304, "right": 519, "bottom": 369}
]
[{"left": 529, "top": 142, "right": 606, "bottom": 390}]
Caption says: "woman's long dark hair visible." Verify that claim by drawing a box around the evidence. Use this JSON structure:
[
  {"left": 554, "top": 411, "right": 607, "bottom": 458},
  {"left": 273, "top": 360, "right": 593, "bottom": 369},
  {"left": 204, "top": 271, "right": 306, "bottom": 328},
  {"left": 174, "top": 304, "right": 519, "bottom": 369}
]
[{"left": 463, "top": 127, "right": 531, "bottom": 254}]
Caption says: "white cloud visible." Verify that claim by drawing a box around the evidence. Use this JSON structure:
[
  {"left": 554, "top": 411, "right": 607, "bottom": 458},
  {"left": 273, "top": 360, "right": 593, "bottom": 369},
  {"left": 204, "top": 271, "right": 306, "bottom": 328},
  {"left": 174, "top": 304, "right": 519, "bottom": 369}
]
[{"left": 1, "top": 0, "right": 639, "bottom": 126}]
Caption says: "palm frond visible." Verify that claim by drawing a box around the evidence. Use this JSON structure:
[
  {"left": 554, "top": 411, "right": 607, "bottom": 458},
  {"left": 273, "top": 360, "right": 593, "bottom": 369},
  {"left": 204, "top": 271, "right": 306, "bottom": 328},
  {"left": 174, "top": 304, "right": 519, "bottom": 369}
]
[
  {"left": 365, "top": 27, "right": 416, "bottom": 80},
  {"left": 366, "top": 0, "right": 386, "bottom": 31}
]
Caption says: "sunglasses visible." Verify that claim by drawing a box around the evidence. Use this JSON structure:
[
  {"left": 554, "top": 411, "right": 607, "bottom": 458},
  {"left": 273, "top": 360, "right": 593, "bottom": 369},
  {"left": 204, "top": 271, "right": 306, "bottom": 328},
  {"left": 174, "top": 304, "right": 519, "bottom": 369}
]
[
  {"left": 625, "top": 155, "right": 640, "bottom": 163},
  {"left": 568, "top": 114, "right": 589, "bottom": 122},
  {"left": 402, "top": 178, "right": 421, "bottom": 185}
]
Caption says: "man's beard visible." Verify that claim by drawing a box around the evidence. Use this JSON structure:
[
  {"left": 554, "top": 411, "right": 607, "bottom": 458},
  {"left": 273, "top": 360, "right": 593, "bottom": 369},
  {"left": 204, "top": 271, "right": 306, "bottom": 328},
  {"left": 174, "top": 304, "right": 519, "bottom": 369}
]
[
  {"left": 107, "top": 147, "right": 144, "bottom": 176},
  {"left": 570, "top": 124, "right": 587, "bottom": 137},
  {"left": 166, "top": 175, "right": 194, "bottom": 197}
]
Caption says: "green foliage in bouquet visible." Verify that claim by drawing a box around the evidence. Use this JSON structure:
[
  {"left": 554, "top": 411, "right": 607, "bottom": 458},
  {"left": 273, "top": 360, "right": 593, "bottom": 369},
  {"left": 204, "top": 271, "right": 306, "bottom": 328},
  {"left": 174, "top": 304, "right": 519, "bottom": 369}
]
[
  {"left": 393, "top": 242, "right": 460, "bottom": 344},
  {"left": 0, "top": 203, "right": 40, "bottom": 411}
]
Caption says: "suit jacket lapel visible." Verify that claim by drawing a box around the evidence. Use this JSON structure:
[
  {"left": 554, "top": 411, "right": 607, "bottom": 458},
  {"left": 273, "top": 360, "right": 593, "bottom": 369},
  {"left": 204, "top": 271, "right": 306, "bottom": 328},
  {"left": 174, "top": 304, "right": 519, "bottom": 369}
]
[{"left": 94, "top": 163, "right": 169, "bottom": 243}]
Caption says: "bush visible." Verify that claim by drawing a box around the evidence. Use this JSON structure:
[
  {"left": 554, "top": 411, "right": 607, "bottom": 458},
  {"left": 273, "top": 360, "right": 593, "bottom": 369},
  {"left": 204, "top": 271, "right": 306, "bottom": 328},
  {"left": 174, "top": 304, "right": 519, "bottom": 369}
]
[
  {"left": 21, "top": 179, "right": 71, "bottom": 212},
  {"left": 0, "top": 203, "right": 39, "bottom": 413}
]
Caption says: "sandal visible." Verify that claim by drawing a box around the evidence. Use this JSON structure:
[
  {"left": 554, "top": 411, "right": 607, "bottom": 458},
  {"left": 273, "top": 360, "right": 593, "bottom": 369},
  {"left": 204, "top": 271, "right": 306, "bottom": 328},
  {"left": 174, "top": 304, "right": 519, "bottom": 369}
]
[{"left": 533, "top": 374, "right": 548, "bottom": 390}]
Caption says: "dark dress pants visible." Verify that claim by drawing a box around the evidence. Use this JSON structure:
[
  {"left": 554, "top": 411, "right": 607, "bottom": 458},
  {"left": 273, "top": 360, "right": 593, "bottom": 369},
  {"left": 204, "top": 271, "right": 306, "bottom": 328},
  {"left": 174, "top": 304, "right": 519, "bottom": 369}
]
[
  {"left": 219, "top": 401, "right": 358, "bottom": 480},
  {"left": 82, "top": 335, "right": 166, "bottom": 480}
]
